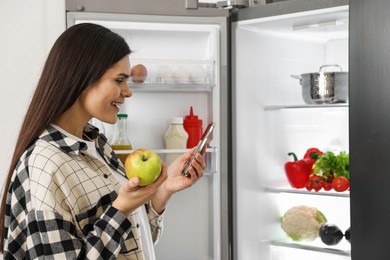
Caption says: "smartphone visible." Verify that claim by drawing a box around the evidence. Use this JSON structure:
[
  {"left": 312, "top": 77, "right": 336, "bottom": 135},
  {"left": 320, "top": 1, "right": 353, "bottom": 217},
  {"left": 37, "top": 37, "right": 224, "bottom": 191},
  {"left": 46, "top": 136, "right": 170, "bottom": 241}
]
[{"left": 182, "top": 122, "right": 215, "bottom": 176}]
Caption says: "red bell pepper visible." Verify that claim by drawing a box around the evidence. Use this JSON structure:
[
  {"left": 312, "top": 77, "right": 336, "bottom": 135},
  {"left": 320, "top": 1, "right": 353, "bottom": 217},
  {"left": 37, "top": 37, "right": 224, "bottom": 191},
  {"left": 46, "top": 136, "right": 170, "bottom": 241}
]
[
  {"left": 303, "top": 148, "right": 323, "bottom": 174},
  {"left": 284, "top": 152, "right": 311, "bottom": 189}
]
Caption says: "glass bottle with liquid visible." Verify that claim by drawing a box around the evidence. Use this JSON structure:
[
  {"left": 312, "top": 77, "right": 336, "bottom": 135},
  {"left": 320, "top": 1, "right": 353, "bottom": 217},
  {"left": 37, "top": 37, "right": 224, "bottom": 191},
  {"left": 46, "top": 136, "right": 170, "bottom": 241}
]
[{"left": 111, "top": 113, "right": 132, "bottom": 164}]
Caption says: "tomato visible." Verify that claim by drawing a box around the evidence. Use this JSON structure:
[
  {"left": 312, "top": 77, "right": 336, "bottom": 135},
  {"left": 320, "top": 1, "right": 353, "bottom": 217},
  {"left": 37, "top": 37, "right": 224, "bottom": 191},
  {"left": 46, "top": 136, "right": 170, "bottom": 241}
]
[
  {"left": 313, "top": 181, "right": 323, "bottom": 192},
  {"left": 309, "top": 175, "right": 325, "bottom": 192},
  {"left": 332, "top": 176, "right": 350, "bottom": 192},
  {"left": 323, "top": 182, "right": 333, "bottom": 191},
  {"left": 305, "top": 181, "right": 314, "bottom": 191}
]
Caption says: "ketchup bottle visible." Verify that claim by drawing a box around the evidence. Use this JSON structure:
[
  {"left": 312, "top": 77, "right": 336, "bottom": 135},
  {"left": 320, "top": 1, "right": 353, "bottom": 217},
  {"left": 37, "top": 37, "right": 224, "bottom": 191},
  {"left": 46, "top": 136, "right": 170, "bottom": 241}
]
[{"left": 183, "top": 106, "right": 203, "bottom": 148}]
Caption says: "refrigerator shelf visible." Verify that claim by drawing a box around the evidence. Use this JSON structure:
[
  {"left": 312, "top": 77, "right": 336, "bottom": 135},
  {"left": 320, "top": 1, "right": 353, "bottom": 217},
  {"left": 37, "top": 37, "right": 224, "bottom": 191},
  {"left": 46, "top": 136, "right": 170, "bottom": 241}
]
[
  {"left": 114, "top": 147, "right": 217, "bottom": 175},
  {"left": 128, "top": 82, "right": 215, "bottom": 92},
  {"left": 264, "top": 103, "right": 348, "bottom": 111},
  {"left": 270, "top": 240, "right": 351, "bottom": 257},
  {"left": 264, "top": 187, "right": 349, "bottom": 198}
]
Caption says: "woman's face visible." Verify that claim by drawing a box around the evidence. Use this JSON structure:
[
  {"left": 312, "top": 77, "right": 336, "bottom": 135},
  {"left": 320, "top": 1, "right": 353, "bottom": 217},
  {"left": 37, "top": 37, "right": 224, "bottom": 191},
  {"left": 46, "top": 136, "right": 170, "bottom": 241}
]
[{"left": 80, "top": 55, "right": 132, "bottom": 124}]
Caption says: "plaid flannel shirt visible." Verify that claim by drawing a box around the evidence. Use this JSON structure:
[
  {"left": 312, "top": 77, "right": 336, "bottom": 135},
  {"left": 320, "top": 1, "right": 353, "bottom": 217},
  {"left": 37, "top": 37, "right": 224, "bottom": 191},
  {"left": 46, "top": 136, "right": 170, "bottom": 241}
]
[{"left": 3, "top": 124, "right": 163, "bottom": 259}]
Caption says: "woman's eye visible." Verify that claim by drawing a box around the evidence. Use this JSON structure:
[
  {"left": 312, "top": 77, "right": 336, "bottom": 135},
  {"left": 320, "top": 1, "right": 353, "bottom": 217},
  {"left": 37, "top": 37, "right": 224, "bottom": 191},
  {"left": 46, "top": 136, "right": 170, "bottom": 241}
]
[{"left": 115, "top": 79, "right": 124, "bottom": 86}]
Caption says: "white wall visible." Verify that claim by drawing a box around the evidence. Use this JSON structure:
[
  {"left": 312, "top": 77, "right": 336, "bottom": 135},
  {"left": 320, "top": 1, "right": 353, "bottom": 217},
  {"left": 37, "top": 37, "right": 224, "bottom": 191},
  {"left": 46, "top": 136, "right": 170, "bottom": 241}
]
[{"left": 0, "top": 0, "right": 65, "bottom": 199}]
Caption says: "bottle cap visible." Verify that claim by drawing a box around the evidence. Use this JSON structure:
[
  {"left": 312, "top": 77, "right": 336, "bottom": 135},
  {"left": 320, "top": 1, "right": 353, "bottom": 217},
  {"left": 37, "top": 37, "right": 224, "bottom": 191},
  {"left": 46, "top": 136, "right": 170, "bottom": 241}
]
[
  {"left": 117, "top": 114, "right": 128, "bottom": 118},
  {"left": 183, "top": 106, "right": 202, "bottom": 127},
  {"left": 170, "top": 117, "right": 183, "bottom": 124}
]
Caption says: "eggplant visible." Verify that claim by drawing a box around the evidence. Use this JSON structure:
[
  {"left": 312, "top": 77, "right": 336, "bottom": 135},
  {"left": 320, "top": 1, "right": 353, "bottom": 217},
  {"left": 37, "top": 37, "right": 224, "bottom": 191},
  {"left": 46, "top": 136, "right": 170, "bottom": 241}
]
[
  {"left": 319, "top": 223, "right": 344, "bottom": 246},
  {"left": 345, "top": 227, "right": 351, "bottom": 243}
]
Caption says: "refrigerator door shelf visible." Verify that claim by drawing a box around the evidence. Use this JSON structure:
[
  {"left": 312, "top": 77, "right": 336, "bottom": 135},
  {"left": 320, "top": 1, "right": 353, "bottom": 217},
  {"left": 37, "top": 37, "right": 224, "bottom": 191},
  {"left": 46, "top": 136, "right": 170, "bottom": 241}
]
[
  {"left": 129, "top": 59, "right": 216, "bottom": 86},
  {"left": 114, "top": 147, "right": 218, "bottom": 175}
]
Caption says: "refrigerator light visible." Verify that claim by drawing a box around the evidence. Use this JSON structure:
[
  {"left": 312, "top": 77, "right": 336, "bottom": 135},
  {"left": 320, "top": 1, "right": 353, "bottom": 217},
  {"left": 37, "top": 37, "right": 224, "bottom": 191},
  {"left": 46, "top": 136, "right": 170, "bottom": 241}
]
[{"left": 292, "top": 19, "right": 347, "bottom": 31}]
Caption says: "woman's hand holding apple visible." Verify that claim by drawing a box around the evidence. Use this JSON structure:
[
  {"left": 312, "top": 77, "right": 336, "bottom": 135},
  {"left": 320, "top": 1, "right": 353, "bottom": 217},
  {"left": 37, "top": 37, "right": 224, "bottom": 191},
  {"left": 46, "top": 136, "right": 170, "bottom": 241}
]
[{"left": 112, "top": 163, "right": 168, "bottom": 217}]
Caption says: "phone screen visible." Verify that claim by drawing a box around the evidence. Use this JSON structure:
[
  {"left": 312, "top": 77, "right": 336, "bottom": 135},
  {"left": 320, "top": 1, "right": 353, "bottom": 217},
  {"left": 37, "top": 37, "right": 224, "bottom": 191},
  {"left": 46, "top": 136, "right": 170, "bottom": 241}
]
[{"left": 182, "top": 122, "right": 215, "bottom": 176}]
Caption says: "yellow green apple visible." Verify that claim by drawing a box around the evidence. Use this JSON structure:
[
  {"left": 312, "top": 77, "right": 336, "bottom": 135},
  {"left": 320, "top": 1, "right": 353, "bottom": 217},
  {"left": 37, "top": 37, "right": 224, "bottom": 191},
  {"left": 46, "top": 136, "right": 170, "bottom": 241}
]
[{"left": 125, "top": 148, "right": 162, "bottom": 186}]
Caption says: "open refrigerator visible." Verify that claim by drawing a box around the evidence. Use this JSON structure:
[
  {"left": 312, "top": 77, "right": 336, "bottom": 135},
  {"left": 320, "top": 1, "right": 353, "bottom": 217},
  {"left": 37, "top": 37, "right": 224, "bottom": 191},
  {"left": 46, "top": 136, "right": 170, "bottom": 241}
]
[
  {"left": 66, "top": 0, "right": 351, "bottom": 259},
  {"left": 231, "top": 2, "right": 350, "bottom": 259}
]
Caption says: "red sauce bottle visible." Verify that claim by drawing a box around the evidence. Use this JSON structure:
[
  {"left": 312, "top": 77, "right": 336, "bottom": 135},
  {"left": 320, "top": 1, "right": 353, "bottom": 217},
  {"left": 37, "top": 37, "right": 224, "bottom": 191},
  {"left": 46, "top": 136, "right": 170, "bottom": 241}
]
[{"left": 183, "top": 106, "right": 203, "bottom": 148}]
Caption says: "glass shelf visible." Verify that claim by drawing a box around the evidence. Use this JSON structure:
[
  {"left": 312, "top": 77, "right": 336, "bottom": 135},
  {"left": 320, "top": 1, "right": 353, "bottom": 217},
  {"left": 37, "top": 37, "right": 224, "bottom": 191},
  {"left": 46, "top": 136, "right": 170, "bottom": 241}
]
[
  {"left": 264, "top": 103, "right": 348, "bottom": 111},
  {"left": 270, "top": 240, "right": 351, "bottom": 256},
  {"left": 264, "top": 187, "right": 349, "bottom": 198},
  {"left": 114, "top": 147, "right": 217, "bottom": 175},
  {"left": 128, "top": 82, "right": 215, "bottom": 92}
]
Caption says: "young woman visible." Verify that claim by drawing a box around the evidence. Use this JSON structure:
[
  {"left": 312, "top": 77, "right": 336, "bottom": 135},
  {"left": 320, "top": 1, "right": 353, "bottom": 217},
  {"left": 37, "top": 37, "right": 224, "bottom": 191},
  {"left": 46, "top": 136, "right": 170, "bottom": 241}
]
[{"left": 0, "top": 23, "right": 205, "bottom": 259}]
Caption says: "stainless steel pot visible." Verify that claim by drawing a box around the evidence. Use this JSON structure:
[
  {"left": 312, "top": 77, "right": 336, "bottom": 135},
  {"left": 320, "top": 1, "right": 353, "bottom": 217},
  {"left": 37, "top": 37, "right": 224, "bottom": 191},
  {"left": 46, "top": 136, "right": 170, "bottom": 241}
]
[{"left": 291, "top": 65, "right": 348, "bottom": 104}]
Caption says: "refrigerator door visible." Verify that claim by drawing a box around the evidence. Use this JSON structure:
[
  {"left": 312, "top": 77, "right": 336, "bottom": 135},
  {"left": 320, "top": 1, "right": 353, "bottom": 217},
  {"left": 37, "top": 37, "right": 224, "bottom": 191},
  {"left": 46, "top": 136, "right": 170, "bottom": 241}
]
[
  {"left": 66, "top": 2, "right": 230, "bottom": 260},
  {"left": 232, "top": 0, "right": 350, "bottom": 259},
  {"left": 350, "top": 0, "right": 390, "bottom": 259}
]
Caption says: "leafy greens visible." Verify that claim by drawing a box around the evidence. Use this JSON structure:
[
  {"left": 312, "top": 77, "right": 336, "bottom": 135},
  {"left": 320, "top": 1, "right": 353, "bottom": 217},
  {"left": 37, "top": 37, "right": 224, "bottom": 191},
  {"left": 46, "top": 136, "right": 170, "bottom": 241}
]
[{"left": 312, "top": 151, "right": 349, "bottom": 179}]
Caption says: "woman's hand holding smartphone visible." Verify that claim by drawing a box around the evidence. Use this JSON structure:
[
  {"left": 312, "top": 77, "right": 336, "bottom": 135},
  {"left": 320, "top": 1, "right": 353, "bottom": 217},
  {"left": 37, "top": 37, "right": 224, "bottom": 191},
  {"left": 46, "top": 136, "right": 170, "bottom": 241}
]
[{"left": 182, "top": 122, "right": 215, "bottom": 176}]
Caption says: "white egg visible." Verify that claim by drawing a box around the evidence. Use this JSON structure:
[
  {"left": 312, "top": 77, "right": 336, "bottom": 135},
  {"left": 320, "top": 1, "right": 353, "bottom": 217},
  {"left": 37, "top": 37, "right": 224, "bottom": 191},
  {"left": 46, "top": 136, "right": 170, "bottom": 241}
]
[
  {"left": 190, "top": 65, "right": 207, "bottom": 84},
  {"left": 157, "top": 65, "right": 174, "bottom": 84},
  {"left": 174, "top": 66, "right": 190, "bottom": 84}
]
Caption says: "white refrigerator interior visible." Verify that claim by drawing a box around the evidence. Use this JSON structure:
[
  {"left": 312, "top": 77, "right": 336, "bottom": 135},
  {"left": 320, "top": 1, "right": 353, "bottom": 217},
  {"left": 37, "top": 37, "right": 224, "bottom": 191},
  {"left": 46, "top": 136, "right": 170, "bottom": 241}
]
[
  {"left": 69, "top": 14, "right": 221, "bottom": 260},
  {"left": 233, "top": 5, "right": 350, "bottom": 260}
]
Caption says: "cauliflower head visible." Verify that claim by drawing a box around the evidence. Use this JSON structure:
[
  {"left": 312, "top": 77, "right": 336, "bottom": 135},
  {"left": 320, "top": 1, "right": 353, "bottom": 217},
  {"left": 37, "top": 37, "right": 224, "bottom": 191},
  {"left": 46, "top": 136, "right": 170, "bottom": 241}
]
[{"left": 281, "top": 205, "right": 327, "bottom": 242}]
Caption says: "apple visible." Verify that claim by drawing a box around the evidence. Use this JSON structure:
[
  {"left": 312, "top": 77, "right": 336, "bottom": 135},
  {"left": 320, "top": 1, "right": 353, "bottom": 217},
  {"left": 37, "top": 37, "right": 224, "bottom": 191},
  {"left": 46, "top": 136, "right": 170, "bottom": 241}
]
[{"left": 125, "top": 148, "right": 162, "bottom": 186}]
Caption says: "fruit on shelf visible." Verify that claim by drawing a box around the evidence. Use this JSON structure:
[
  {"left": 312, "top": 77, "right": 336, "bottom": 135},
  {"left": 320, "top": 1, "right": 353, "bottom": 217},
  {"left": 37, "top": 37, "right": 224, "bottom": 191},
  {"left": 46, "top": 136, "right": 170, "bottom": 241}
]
[
  {"left": 305, "top": 175, "right": 326, "bottom": 192},
  {"left": 323, "top": 181, "right": 333, "bottom": 191},
  {"left": 281, "top": 205, "right": 327, "bottom": 242},
  {"left": 303, "top": 147, "right": 323, "bottom": 174},
  {"left": 284, "top": 152, "right": 312, "bottom": 189},
  {"left": 319, "top": 223, "right": 344, "bottom": 246},
  {"left": 332, "top": 176, "right": 350, "bottom": 192},
  {"left": 125, "top": 148, "right": 162, "bottom": 186},
  {"left": 130, "top": 64, "right": 148, "bottom": 84},
  {"left": 283, "top": 149, "right": 350, "bottom": 192},
  {"left": 304, "top": 147, "right": 323, "bottom": 160}
]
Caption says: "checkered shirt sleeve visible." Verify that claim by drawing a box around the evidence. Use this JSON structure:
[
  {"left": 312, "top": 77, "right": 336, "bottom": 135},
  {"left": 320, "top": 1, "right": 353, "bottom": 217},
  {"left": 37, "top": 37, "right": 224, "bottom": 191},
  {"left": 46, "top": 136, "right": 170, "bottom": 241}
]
[{"left": 3, "top": 143, "right": 134, "bottom": 259}]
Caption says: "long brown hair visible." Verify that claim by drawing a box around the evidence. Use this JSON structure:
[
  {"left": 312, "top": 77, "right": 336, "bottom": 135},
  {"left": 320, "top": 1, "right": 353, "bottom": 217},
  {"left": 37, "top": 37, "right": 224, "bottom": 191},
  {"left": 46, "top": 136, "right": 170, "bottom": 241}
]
[{"left": 0, "top": 23, "right": 131, "bottom": 252}]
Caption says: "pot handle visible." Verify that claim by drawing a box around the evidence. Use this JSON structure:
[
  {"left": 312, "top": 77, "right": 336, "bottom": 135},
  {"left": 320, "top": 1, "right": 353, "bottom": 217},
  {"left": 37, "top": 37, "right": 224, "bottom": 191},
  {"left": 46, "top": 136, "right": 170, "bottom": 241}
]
[
  {"left": 319, "top": 64, "right": 343, "bottom": 72},
  {"left": 291, "top": 74, "right": 301, "bottom": 80},
  {"left": 291, "top": 74, "right": 302, "bottom": 85}
]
